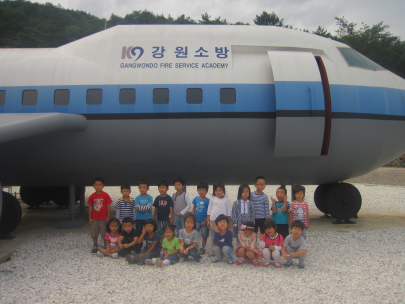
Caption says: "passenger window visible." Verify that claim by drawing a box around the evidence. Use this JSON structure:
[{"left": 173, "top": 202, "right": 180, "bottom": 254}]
[
  {"left": 22, "top": 90, "right": 38, "bottom": 106},
  {"left": 220, "top": 88, "right": 236, "bottom": 104},
  {"left": 54, "top": 89, "right": 70, "bottom": 105},
  {"left": 86, "top": 89, "right": 102, "bottom": 105},
  {"left": 338, "top": 48, "right": 372, "bottom": 70},
  {"left": 119, "top": 88, "right": 136, "bottom": 104},
  {"left": 186, "top": 88, "right": 203, "bottom": 104},
  {"left": 153, "top": 88, "right": 169, "bottom": 104},
  {"left": 0, "top": 90, "right": 5, "bottom": 106}
]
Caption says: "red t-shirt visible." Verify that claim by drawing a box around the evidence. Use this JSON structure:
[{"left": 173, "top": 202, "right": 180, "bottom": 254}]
[{"left": 87, "top": 192, "right": 113, "bottom": 220}]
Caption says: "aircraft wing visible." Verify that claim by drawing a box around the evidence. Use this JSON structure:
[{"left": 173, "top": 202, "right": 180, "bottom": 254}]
[{"left": 0, "top": 113, "right": 87, "bottom": 144}]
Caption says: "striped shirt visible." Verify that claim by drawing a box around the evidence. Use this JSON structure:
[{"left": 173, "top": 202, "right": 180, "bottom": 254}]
[
  {"left": 115, "top": 197, "right": 135, "bottom": 221},
  {"left": 288, "top": 201, "right": 309, "bottom": 229},
  {"left": 250, "top": 191, "right": 270, "bottom": 219}
]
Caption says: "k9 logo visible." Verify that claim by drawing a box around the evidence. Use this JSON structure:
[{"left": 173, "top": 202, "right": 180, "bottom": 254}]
[{"left": 121, "top": 46, "right": 144, "bottom": 61}]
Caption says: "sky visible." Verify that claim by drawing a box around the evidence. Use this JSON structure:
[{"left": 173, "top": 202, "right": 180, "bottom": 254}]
[{"left": 33, "top": 0, "right": 405, "bottom": 39}]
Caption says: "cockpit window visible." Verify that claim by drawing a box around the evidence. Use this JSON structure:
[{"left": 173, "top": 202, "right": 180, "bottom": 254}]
[{"left": 338, "top": 48, "right": 384, "bottom": 71}]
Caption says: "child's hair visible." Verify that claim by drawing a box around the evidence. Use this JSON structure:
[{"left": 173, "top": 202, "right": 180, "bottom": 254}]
[
  {"left": 143, "top": 219, "right": 157, "bottom": 232},
  {"left": 106, "top": 218, "right": 122, "bottom": 233},
  {"left": 212, "top": 182, "right": 225, "bottom": 196},
  {"left": 138, "top": 179, "right": 149, "bottom": 187},
  {"left": 122, "top": 217, "right": 133, "bottom": 225},
  {"left": 237, "top": 184, "right": 251, "bottom": 200},
  {"left": 121, "top": 183, "right": 131, "bottom": 191},
  {"left": 277, "top": 186, "right": 287, "bottom": 195},
  {"left": 197, "top": 182, "right": 208, "bottom": 191},
  {"left": 292, "top": 185, "right": 306, "bottom": 200},
  {"left": 183, "top": 213, "right": 197, "bottom": 229},
  {"left": 158, "top": 180, "right": 169, "bottom": 188},
  {"left": 163, "top": 224, "right": 176, "bottom": 233},
  {"left": 255, "top": 176, "right": 265, "bottom": 183},
  {"left": 215, "top": 214, "right": 229, "bottom": 225},
  {"left": 263, "top": 219, "right": 277, "bottom": 232},
  {"left": 241, "top": 220, "right": 255, "bottom": 230},
  {"left": 291, "top": 220, "right": 305, "bottom": 231},
  {"left": 173, "top": 176, "right": 185, "bottom": 186},
  {"left": 93, "top": 177, "right": 104, "bottom": 185}
]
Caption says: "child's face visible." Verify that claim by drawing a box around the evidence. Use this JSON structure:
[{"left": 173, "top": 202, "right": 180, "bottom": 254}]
[
  {"left": 93, "top": 181, "right": 104, "bottom": 193},
  {"left": 184, "top": 217, "right": 194, "bottom": 230},
  {"left": 243, "top": 229, "right": 253, "bottom": 237},
  {"left": 214, "top": 187, "right": 224, "bottom": 198},
  {"left": 164, "top": 228, "right": 174, "bottom": 240},
  {"left": 121, "top": 188, "right": 131, "bottom": 198},
  {"left": 158, "top": 185, "right": 168, "bottom": 196},
  {"left": 123, "top": 222, "right": 133, "bottom": 233},
  {"left": 276, "top": 189, "right": 286, "bottom": 202},
  {"left": 241, "top": 187, "right": 249, "bottom": 201},
  {"left": 217, "top": 219, "right": 228, "bottom": 230},
  {"left": 145, "top": 223, "right": 154, "bottom": 233},
  {"left": 110, "top": 221, "right": 119, "bottom": 233},
  {"left": 197, "top": 188, "right": 208, "bottom": 199},
  {"left": 138, "top": 184, "right": 149, "bottom": 196},
  {"left": 254, "top": 179, "right": 266, "bottom": 193},
  {"left": 174, "top": 182, "right": 184, "bottom": 193},
  {"left": 295, "top": 191, "right": 304, "bottom": 201},
  {"left": 265, "top": 227, "right": 276, "bottom": 236},
  {"left": 291, "top": 226, "right": 303, "bottom": 237}
]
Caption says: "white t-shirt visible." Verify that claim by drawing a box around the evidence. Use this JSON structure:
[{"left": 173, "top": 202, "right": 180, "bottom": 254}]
[{"left": 207, "top": 196, "right": 231, "bottom": 221}]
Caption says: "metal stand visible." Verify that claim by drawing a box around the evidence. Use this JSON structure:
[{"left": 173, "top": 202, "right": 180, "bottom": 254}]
[
  {"left": 76, "top": 186, "right": 88, "bottom": 221},
  {"left": 59, "top": 183, "right": 85, "bottom": 229}
]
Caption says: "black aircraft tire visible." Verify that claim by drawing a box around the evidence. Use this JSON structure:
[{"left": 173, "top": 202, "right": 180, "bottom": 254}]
[
  {"left": 1, "top": 191, "right": 22, "bottom": 235},
  {"left": 326, "top": 183, "right": 362, "bottom": 220},
  {"left": 314, "top": 183, "right": 335, "bottom": 214},
  {"left": 20, "top": 186, "right": 50, "bottom": 207},
  {"left": 49, "top": 186, "right": 77, "bottom": 207}
]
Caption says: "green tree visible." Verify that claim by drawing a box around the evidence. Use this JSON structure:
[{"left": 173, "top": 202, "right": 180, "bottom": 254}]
[
  {"left": 198, "top": 12, "right": 227, "bottom": 25},
  {"left": 313, "top": 26, "right": 334, "bottom": 38},
  {"left": 253, "top": 11, "right": 284, "bottom": 26}
]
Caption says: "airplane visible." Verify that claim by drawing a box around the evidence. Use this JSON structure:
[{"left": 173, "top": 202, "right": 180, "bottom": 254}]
[{"left": 1, "top": 25, "right": 404, "bottom": 236}]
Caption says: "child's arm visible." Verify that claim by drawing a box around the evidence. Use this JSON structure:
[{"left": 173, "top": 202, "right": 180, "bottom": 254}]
[
  {"left": 179, "top": 194, "right": 191, "bottom": 216},
  {"left": 264, "top": 196, "right": 270, "bottom": 220},
  {"left": 139, "top": 197, "right": 153, "bottom": 213},
  {"left": 289, "top": 249, "right": 307, "bottom": 257},
  {"left": 118, "top": 235, "right": 124, "bottom": 249},
  {"left": 126, "top": 236, "right": 139, "bottom": 248},
  {"left": 282, "top": 195, "right": 288, "bottom": 212},
  {"left": 231, "top": 202, "right": 238, "bottom": 231},
  {"left": 137, "top": 228, "right": 146, "bottom": 244},
  {"left": 289, "top": 211, "right": 293, "bottom": 227},
  {"left": 154, "top": 206, "right": 158, "bottom": 222},
  {"left": 106, "top": 240, "right": 111, "bottom": 253},
  {"left": 167, "top": 249, "right": 180, "bottom": 257},
  {"left": 184, "top": 241, "right": 198, "bottom": 254},
  {"left": 271, "top": 197, "right": 277, "bottom": 214},
  {"left": 169, "top": 207, "right": 174, "bottom": 224},
  {"left": 180, "top": 239, "right": 185, "bottom": 253},
  {"left": 88, "top": 205, "right": 93, "bottom": 225},
  {"left": 192, "top": 204, "right": 196, "bottom": 215},
  {"left": 106, "top": 204, "right": 111, "bottom": 223},
  {"left": 306, "top": 216, "right": 309, "bottom": 230},
  {"left": 115, "top": 208, "right": 120, "bottom": 220},
  {"left": 281, "top": 245, "right": 289, "bottom": 259},
  {"left": 140, "top": 240, "right": 159, "bottom": 258}
]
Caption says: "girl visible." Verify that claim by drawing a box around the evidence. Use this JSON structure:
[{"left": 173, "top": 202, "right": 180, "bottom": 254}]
[
  {"left": 145, "top": 224, "right": 180, "bottom": 267},
  {"left": 270, "top": 186, "right": 290, "bottom": 239},
  {"left": 235, "top": 221, "right": 262, "bottom": 266},
  {"left": 259, "top": 219, "right": 284, "bottom": 268},
  {"left": 97, "top": 218, "right": 122, "bottom": 258},
  {"left": 179, "top": 213, "right": 204, "bottom": 263},
  {"left": 206, "top": 182, "right": 231, "bottom": 256},
  {"left": 137, "top": 219, "right": 161, "bottom": 264},
  {"left": 232, "top": 184, "right": 255, "bottom": 238}
]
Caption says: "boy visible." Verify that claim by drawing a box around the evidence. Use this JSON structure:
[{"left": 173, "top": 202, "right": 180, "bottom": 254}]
[
  {"left": 212, "top": 214, "right": 234, "bottom": 264},
  {"left": 88, "top": 177, "right": 112, "bottom": 253},
  {"left": 115, "top": 183, "right": 135, "bottom": 223},
  {"left": 134, "top": 179, "right": 153, "bottom": 232},
  {"left": 153, "top": 180, "right": 174, "bottom": 241},
  {"left": 289, "top": 185, "right": 309, "bottom": 239},
  {"left": 118, "top": 217, "right": 142, "bottom": 265},
  {"left": 270, "top": 186, "right": 290, "bottom": 239},
  {"left": 192, "top": 182, "right": 210, "bottom": 254},
  {"left": 281, "top": 220, "right": 307, "bottom": 269},
  {"left": 251, "top": 176, "right": 270, "bottom": 233},
  {"left": 172, "top": 176, "right": 191, "bottom": 237}
]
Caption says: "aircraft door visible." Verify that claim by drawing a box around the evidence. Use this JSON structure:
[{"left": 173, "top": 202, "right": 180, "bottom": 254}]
[{"left": 268, "top": 51, "right": 325, "bottom": 157}]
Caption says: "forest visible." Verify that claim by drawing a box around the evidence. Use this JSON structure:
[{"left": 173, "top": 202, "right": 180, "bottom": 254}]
[{"left": 0, "top": 0, "right": 404, "bottom": 77}]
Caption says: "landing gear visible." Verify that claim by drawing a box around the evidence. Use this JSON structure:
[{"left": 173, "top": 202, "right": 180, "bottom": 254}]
[
  {"left": 1, "top": 191, "right": 22, "bottom": 238},
  {"left": 314, "top": 182, "right": 362, "bottom": 222},
  {"left": 20, "top": 186, "right": 50, "bottom": 209},
  {"left": 48, "top": 186, "right": 78, "bottom": 208}
]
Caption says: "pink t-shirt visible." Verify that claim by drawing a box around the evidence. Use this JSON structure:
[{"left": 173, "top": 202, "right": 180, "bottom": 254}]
[
  {"left": 289, "top": 201, "right": 309, "bottom": 229},
  {"left": 262, "top": 233, "right": 284, "bottom": 248},
  {"left": 105, "top": 232, "right": 120, "bottom": 248}
]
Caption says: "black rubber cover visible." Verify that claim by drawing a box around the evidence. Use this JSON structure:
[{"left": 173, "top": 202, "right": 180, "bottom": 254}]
[
  {"left": 326, "top": 183, "right": 362, "bottom": 220},
  {"left": 1, "top": 191, "right": 22, "bottom": 235}
]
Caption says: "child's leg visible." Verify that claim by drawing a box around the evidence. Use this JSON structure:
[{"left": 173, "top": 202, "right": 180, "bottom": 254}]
[
  {"left": 202, "top": 238, "right": 207, "bottom": 249},
  {"left": 213, "top": 245, "right": 223, "bottom": 260},
  {"left": 271, "top": 250, "right": 281, "bottom": 263},
  {"left": 187, "top": 248, "right": 202, "bottom": 261},
  {"left": 302, "top": 228, "right": 307, "bottom": 240},
  {"left": 262, "top": 248, "right": 271, "bottom": 262},
  {"left": 97, "top": 246, "right": 113, "bottom": 257},
  {"left": 201, "top": 225, "right": 209, "bottom": 248},
  {"left": 298, "top": 252, "right": 306, "bottom": 265},
  {"left": 221, "top": 246, "right": 233, "bottom": 262},
  {"left": 237, "top": 247, "right": 246, "bottom": 261},
  {"left": 144, "top": 250, "right": 160, "bottom": 261},
  {"left": 285, "top": 246, "right": 294, "bottom": 264},
  {"left": 209, "top": 221, "right": 216, "bottom": 247},
  {"left": 91, "top": 220, "right": 100, "bottom": 245},
  {"left": 99, "top": 221, "right": 107, "bottom": 245},
  {"left": 245, "top": 250, "right": 256, "bottom": 261}
]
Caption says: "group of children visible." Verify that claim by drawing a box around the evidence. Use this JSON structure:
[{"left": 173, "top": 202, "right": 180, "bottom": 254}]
[{"left": 87, "top": 176, "right": 309, "bottom": 269}]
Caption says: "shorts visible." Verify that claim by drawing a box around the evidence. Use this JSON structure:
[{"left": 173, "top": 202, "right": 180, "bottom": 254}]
[
  {"left": 196, "top": 221, "right": 209, "bottom": 239},
  {"left": 91, "top": 220, "right": 107, "bottom": 239}
]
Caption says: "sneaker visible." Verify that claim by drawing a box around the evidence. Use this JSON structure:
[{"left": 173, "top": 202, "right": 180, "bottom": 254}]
[
  {"left": 111, "top": 253, "right": 119, "bottom": 259},
  {"left": 145, "top": 259, "right": 155, "bottom": 266},
  {"left": 126, "top": 254, "right": 135, "bottom": 265},
  {"left": 274, "top": 262, "right": 282, "bottom": 268},
  {"left": 198, "top": 248, "right": 206, "bottom": 255},
  {"left": 235, "top": 259, "right": 244, "bottom": 265},
  {"left": 92, "top": 245, "right": 98, "bottom": 253},
  {"left": 253, "top": 260, "right": 260, "bottom": 267},
  {"left": 227, "top": 259, "right": 234, "bottom": 265},
  {"left": 209, "top": 250, "right": 215, "bottom": 256},
  {"left": 155, "top": 258, "right": 163, "bottom": 267},
  {"left": 97, "top": 251, "right": 104, "bottom": 257},
  {"left": 179, "top": 258, "right": 185, "bottom": 262},
  {"left": 133, "top": 254, "right": 142, "bottom": 265},
  {"left": 298, "top": 264, "right": 305, "bottom": 269},
  {"left": 284, "top": 262, "right": 292, "bottom": 267},
  {"left": 211, "top": 258, "right": 220, "bottom": 263},
  {"left": 262, "top": 261, "right": 270, "bottom": 267},
  {"left": 199, "top": 259, "right": 205, "bottom": 264}
]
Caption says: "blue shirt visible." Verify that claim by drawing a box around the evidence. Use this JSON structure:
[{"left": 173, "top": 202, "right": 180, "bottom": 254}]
[
  {"left": 251, "top": 191, "right": 270, "bottom": 219},
  {"left": 271, "top": 201, "right": 290, "bottom": 224},
  {"left": 213, "top": 229, "right": 233, "bottom": 247},
  {"left": 135, "top": 194, "right": 153, "bottom": 220},
  {"left": 192, "top": 196, "right": 210, "bottom": 222}
]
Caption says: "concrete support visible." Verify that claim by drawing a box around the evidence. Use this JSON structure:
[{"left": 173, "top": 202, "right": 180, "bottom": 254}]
[
  {"left": 59, "top": 183, "right": 85, "bottom": 229},
  {"left": 79, "top": 186, "right": 86, "bottom": 214},
  {"left": 0, "top": 182, "right": 2, "bottom": 229},
  {"left": 69, "top": 184, "right": 76, "bottom": 221},
  {"left": 291, "top": 183, "right": 297, "bottom": 200}
]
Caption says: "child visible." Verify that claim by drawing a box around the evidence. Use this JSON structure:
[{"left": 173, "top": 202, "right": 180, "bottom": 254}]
[
  {"left": 118, "top": 217, "right": 142, "bottom": 264},
  {"left": 232, "top": 184, "right": 255, "bottom": 238},
  {"left": 289, "top": 185, "right": 309, "bottom": 239},
  {"left": 137, "top": 219, "right": 161, "bottom": 264},
  {"left": 145, "top": 224, "right": 180, "bottom": 267},
  {"left": 270, "top": 186, "right": 290, "bottom": 239},
  {"left": 259, "top": 219, "right": 284, "bottom": 268},
  {"left": 207, "top": 182, "right": 231, "bottom": 256},
  {"left": 179, "top": 213, "right": 204, "bottom": 263},
  {"left": 97, "top": 218, "right": 121, "bottom": 258},
  {"left": 153, "top": 180, "right": 174, "bottom": 241},
  {"left": 135, "top": 179, "right": 153, "bottom": 232},
  {"left": 282, "top": 220, "right": 307, "bottom": 269},
  {"left": 192, "top": 182, "right": 210, "bottom": 254},
  {"left": 211, "top": 214, "right": 234, "bottom": 264},
  {"left": 172, "top": 177, "right": 191, "bottom": 237},
  {"left": 234, "top": 221, "right": 262, "bottom": 266},
  {"left": 88, "top": 177, "right": 113, "bottom": 253},
  {"left": 251, "top": 176, "right": 270, "bottom": 234},
  {"left": 115, "top": 183, "right": 135, "bottom": 224}
]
